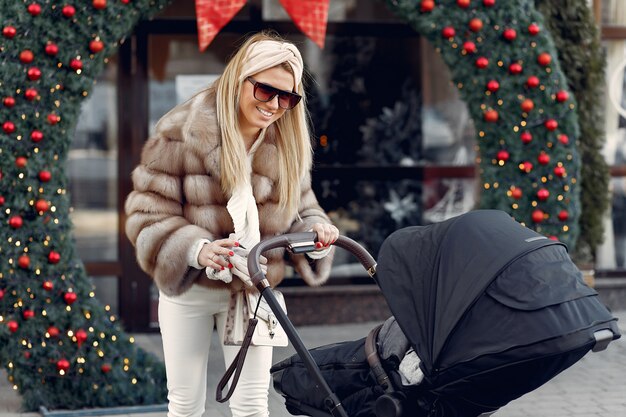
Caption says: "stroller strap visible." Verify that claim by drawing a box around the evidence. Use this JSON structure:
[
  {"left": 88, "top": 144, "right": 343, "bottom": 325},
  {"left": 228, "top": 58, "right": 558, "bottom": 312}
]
[{"left": 216, "top": 317, "right": 258, "bottom": 403}]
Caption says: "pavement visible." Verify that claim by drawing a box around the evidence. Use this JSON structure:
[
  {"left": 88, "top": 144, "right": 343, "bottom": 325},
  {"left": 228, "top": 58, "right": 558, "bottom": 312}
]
[{"left": 1, "top": 311, "right": 625, "bottom": 417}]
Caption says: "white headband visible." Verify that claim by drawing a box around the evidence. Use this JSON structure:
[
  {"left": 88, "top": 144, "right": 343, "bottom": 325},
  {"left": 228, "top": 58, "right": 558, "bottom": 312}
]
[{"left": 240, "top": 40, "right": 304, "bottom": 89}]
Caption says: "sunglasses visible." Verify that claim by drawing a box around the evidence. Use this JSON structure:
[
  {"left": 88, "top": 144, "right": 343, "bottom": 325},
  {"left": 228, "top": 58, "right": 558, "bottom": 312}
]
[{"left": 246, "top": 77, "right": 302, "bottom": 110}]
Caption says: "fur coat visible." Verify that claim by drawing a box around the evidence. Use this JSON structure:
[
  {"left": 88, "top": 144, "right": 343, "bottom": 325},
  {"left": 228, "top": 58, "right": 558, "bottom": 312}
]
[{"left": 125, "top": 86, "right": 334, "bottom": 296}]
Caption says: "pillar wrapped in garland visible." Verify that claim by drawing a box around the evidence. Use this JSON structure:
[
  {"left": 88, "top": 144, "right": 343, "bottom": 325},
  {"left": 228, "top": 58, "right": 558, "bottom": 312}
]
[
  {"left": 0, "top": 0, "right": 170, "bottom": 411},
  {"left": 385, "top": 0, "right": 582, "bottom": 249}
]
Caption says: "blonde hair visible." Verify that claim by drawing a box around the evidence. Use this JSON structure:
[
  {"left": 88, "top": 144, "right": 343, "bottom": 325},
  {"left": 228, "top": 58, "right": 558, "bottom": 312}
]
[{"left": 215, "top": 31, "right": 312, "bottom": 219}]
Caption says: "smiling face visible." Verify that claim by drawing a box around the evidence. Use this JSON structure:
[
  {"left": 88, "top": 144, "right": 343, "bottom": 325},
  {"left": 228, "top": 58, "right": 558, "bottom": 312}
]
[{"left": 238, "top": 65, "right": 295, "bottom": 141}]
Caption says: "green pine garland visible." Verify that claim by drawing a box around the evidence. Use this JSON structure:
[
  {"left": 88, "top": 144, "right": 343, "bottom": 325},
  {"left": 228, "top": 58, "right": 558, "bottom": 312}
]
[
  {"left": 385, "top": 0, "right": 582, "bottom": 249},
  {"left": 0, "top": 0, "right": 170, "bottom": 410},
  {"left": 535, "top": 0, "right": 609, "bottom": 261}
]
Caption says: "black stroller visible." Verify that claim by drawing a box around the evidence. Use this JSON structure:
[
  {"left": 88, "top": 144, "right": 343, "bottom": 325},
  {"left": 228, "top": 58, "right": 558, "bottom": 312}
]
[{"left": 244, "top": 210, "right": 621, "bottom": 417}]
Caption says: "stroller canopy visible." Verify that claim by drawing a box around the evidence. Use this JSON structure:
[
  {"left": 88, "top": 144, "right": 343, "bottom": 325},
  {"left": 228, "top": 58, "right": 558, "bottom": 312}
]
[{"left": 375, "top": 210, "right": 589, "bottom": 377}]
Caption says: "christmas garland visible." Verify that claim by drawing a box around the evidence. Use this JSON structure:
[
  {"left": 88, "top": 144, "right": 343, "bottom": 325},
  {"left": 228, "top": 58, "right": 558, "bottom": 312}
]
[
  {"left": 0, "top": 0, "right": 170, "bottom": 410},
  {"left": 385, "top": 0, "right": 582, "bottom": 249}
]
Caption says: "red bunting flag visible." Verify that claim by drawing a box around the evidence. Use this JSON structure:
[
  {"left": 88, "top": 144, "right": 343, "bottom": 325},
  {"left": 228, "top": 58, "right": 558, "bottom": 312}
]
[
  {"left": 195, "top": 0, "right": 246, "bottom": 52},
  {"left": 278, "top": 0, "right": 329, "bottom": 49},
  {"left": 194, "top": 0, "right": 330, "bottom": 51}
]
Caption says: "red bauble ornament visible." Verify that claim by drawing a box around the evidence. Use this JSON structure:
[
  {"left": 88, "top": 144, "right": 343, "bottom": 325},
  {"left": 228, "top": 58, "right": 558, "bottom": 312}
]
[
  {"left": 7, "top": 321, "right": 19, "bottom": 333},
  {"left": 526, "top": 75, "right": 540, "bottom": 88},
  {"left": 121, "top": 0, "right": 130, "bottom": 3},
  {"left": 0, "top": 288, "right": 5, "bottom": 300},
  {"left": 553, "top": 166, "right": 566, "bottom": 177},
  {"left": 16, "top": 156, "right": 28, "bottom": 168},
  {"left": 19, "top": 50, "right": 34, "bottom": 64},
  {"left": 483, "top": 0, "right": 495, "bottom": 6},
  {"left": 441, "top": 26, "right": 456, "bottom": 38},
  {"left": 520, "top": 131, "right": 533, "bottom": 144},
  {"left": 469, "top": 18, "right": 483, "bottom": 32},
  {"left": 531, "top": 209, "right": 544, "bottom": 223},
  {"left": 24, "top": 351, "right": 32, "bottom": 359},
  {"left": 3, "top": 96, "right": 16, "bottom": 107},
  {"left": 23, "top": 309, "right": 35, "bottom": 320},
  {"left": 89, "top": 40, "right": 104, "bottom": 53},
  {"left": 64, "top": 292, "right": 77, "bottom": 305},
  {"left": 520, "top": 99, "right": 534, "bottom": 113},
  {"left": 35, "top": 199, "right": 49, "bottom": 212},
  {"left": 101, "top": 363, "right": 112, "bottom": 373},
  {"left": 463, "top": 41, "right": 476, "bottom": 54},
  {"left": 496, "top": 150, "right": 509, "bottom": 162},
  {"left": 544, "top": 119, "right": 558, "bottom": 131},
  {"left": 520, "top": 161, "right": 533, "bottom": 173},
  {"left": 420, "top": 0, "right": 434, "bottom": 12},
  {"left": 70, "top": 58, "right": 83, "bottom": 71},
  {"left": 475, "top": 56, "right": 489, "bottom": 68},
  {"left": 48, "top": 250, "right": 61, "bottom": 264},
  {"left": 3, "top": 121, "right": 16, "bottom": 134},
  {"left": 509, "top": 62, "right": 522, "bottom": 74},
  {"left": 558, "top": 134, "right": 569, "bottom": 145},
  {"left": 457, "top": 0, "right": 470, "bottom": 7},
  {"left": 75, "top": 329, "right": 88, "bottom": 347},
  {"left": 486, "top": 79, "right": 499, "bottom": 92},
  {"left": 511, "top": 187, "right": 522, "bottom": 200},
  {"left": 27, "top": 3, "right": 42, "bottom": 16},
  {"left": 3, "top": 26, "right": 17, "bottom": 39},
  {"left": 9, "top": 215, "right": 24, "bottom": 229},
  {"left": 18, "top": 255, "right": 30, "bottom": 269},
  {"left": 57, "top": 359, "right": 71, "bottom": 372},
  {"left": 528, "top": 23, "right": 540, "bottom": 35},
  {"left": 484, "top": 109, "right": 499, "bottom": 122},
  {"left": 558, "top": 210, "right": 569, "bottom": 221},
  {"left": 93, "top": 0, "right": 107, "bottom": 9},
  {"left": 47, "top": 113, "right": 60, "bottom": 125},
  {"left": 39, "top": 170, "right": 52, "bottom": 182},
  {"left": 503, "top": 28, "right": 517, "bottom": 41},
  {"left": 0, "top": 196, "right": 4, "bottom": 206},
  {"left": 537, "top": 188, "right": 550, "bottom": 201},
  {"left": 47, "top": 326, "right": 60, "bottom": 337},
  {"left": 45, "top": 42, "right": 59, "bottom": 56},
  {"left": 556, "top": 90, "right": 569, "bottom": 102},
  {"left": 537, "top": 52, "right": 552, "bottom": 66},
  {"left": 43, "top": 280, "right": 54, "bottom": 291},
  {"left": 24, "top": 88, "right": 38, "bottom": 101},
  {"left": 27, "top": 67, "right": 42, "bottom": 80},
  {"left": 537, "top": 152, "right": 550, "bottom": 165},
  {"left": 62, "top": 5, "right": 76, "bottom": 17},
  {"left": 31, "top": 130, "right": 44, "bottom": 142}
]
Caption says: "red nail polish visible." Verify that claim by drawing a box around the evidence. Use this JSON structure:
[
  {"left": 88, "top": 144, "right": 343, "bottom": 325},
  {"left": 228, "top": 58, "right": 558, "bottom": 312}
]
[
  {"left": 220, "top": 266, "right": 225, "bottom": 270},
  {"left": 234, "top": 242, "right": 240, "bottom": 247},
  {"left": 315, "top": 242, "right": 323, "bottom": 249},
  {"left": 229, "top": 251, "right": 234, "bottom": 256},
  {"left": 228, "top": 264, "right": 233, "bottom": 269}
]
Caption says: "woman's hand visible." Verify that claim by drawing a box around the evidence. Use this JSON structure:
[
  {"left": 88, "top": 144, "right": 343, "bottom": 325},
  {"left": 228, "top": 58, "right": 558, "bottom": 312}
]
[
  {"left": 311, "top": 223, "right": 339, "bottom": 249},
  {"left": 197, "top": 238, "right": 238, "bottom": 270}
]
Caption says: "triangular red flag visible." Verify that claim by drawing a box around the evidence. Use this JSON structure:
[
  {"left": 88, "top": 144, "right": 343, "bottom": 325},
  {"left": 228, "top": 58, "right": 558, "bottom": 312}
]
[
  {"left": 278, "top": 0, "right": 329, "bottom": 49},
  {"left": 195, "top": 0, "right": 247, "bottom": 51}
]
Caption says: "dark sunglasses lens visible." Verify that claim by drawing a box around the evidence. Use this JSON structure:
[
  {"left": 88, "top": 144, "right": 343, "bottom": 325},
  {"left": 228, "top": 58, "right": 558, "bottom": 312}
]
[
  {"left": 278, "top": 93, "right": 301, "bottom": 110},
  {"left": 254, "top": 84, "right": 277, "bottom": 102}
]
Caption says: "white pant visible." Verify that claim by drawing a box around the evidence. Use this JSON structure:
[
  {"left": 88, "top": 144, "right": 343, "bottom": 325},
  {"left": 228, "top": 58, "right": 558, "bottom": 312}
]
[{"left": 159, "top": 285, "right": 273, "bottom": 417}]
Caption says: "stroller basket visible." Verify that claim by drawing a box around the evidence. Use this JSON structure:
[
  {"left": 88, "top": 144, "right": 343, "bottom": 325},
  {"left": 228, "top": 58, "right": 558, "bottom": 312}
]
[{"left": 249, "top": 211, "right": 621, "bottom": 417}]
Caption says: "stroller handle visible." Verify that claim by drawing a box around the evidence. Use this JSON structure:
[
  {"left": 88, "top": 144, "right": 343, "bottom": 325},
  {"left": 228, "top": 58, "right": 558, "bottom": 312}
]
[{"left": 247, "top": 232, "right": 377, "bottom": 290}]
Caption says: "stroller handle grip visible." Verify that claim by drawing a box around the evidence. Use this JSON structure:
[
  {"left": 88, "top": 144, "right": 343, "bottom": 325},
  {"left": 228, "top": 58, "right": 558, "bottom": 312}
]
[{"left": 248, "top": 232, "right": 377, "bottom": 289}]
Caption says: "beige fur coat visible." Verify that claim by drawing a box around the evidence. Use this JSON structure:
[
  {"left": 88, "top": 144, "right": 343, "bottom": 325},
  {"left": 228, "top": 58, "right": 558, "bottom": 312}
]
[{"left": 125, "top": 86, "right": 334, "bottom": 296}]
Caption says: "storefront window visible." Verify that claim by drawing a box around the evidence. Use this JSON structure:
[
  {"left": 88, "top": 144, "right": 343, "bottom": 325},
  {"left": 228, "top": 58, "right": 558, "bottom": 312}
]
[{"left": 68, "top": 58, "right": 119, "bottom": 313}]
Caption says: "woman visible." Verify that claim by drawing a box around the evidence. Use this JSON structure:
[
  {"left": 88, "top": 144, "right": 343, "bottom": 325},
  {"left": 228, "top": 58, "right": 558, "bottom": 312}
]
[{"left": 125, "top": 31, "right": 338, "bottom": 417}]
